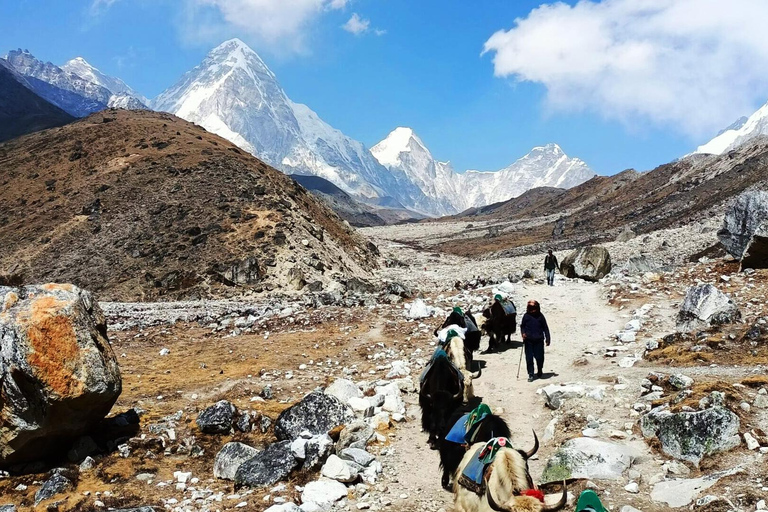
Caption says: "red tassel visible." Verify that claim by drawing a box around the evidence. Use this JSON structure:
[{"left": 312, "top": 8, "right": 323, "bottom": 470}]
[{"left": 521, "top": 489, "right": 545, "bottom": 503}]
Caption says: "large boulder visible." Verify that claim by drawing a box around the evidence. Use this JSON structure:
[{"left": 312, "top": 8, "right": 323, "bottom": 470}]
[
  {"left": 676, "top": 284, "right": 740, "bottom": 332},
  {"left": 717, "top": 190, "right": 768, "bottom": 258},
  {"left": 0, "top": 284, "right": 122, "bottom": 467},
  {"left": 274, "top": 391, "right": 354, "bottom": 441},
  {"left": 640, "top": 406, "right": 741, "bottom": 465},
  {"left": 214, "top": 442, "right": 260, "bottom": 480},
  {"left": 234, "top": 440, "right": 298, "bottom": 487},
  {"left": 560, "top": 246, "right": 612, "bottom": 281},
  {"left": 741, "top": 221, "right": 768, "bottom": 269},
  {"left": 541, "top": 437, "right": 640, "bottom": 482},
  {"left": 196, "top": 400, "right": 237, "bottom": 434}
]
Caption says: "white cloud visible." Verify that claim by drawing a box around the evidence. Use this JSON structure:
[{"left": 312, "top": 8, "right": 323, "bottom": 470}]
[
  {"left": 328, "top": 0, "right": 349, "bottom": 9},
  {"left": 342, "top": 13, "right": 370, "bottom": 35},
  {"left": 483, "top": 0, "right": 768, "bottom": 137}
]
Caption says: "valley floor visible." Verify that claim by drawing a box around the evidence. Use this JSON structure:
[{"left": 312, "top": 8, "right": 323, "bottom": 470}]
[{"left": 2, "top": 222, "right": 767, "bottom": 512}]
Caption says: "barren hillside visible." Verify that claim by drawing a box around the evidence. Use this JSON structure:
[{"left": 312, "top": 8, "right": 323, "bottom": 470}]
[{"left": 0, "top": 109, "right": 378, "bottom": 300}]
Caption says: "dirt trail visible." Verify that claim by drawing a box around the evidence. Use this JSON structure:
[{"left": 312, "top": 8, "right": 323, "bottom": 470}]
[{"left": 386, "top": 278, "right": 624, "bottom": 511}]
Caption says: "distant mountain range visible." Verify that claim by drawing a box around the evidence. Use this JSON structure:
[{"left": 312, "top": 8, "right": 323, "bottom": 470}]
[
  {"left": 32, "top": 39, "right": 768, "bottom": 219},
  {"left": 0, "top": 59, "right": 74, "bottom": 142}
]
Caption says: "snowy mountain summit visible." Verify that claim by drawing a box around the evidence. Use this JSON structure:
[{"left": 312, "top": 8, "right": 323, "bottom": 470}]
[
  {"left": 154, "top": 39, "right": 435, "bottom": 213},
  {"left": 62, "top": 57, "right": 147, "bottom": 108},
  {"left": 372, "top": 128, "right": 595, "bottom": 213},
  {"left": 695, "top": 101, "right": 768, "bottom": 155}
]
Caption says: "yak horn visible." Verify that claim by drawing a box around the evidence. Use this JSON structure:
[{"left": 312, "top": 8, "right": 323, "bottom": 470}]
[
  {"left": 541, "top": 481, "right": 568, "bottom": 512},
  {"left": 452, "top": 389, "right": 462, "bottom": 401},
  {"left": 525, "top": 430, "right": 540, "bottom": 459},
  {"left": 485, "top": 485, "right": 506, "bottom": 512},
  {"left": 471, "top": 367, "right": 482, "bottom": 379},
  {"left": 423, "top": 393, "right": 432, "bottom": 401}
]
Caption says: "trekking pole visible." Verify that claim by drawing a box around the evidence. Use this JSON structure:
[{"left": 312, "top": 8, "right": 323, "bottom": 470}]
[{"left": 516, "top": 344, "right": 524, "bottom": 379}]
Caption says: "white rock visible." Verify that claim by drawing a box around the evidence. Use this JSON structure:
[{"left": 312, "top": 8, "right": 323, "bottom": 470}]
[
  {"left": 651, "top": 466, "right": 744, "bottom": 508},
  {"left": 266, "top": 504, "right": 301, "bottom": 512},
  {"left": 382, "top": 394, "right": 405, "bottom": 415},
  {"left": 407, "top": 299, "right": 432, "bottom": 319},
  {"left": 321, "top": 455, "right": 357, "bottom": 483},
  {"left": 619, "top": 356, "right": 639, "bottom": 368},
  {"left": 756, "top": 499, "right": 766, "bottom": 510},
  {"left": 159, "top": 348, "right": 170, "bottom": 356},
  {"left": 385, "top": 361, "right": 410, "bottom": 379},
  {"left": 620, "top": 506, "right": 642, "bottom": 512},
  {"left": 744, "top": 432, "right": 760, "bottom": 450},
  {"left": 542, "top": 437, "right": 641, "bottom": 481},
  {"left": 625, "top": 319, "right": 642, "bottom": 332},
  {"left": 624, "top": 482, "right": 639, "bottom": 493},
  {"left": 617, "top": 331, "right": 636, "bottom": 343},
  {"left": 301, "top": 478, "right": 348, "bottom": 507},
  {"left": 325, "top": 379, "right": 362, "bottom": 403}
]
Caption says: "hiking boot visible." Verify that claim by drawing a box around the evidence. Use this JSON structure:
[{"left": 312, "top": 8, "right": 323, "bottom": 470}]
[{"left": 528, "top": 375, "right": 535, "bottom": 382}]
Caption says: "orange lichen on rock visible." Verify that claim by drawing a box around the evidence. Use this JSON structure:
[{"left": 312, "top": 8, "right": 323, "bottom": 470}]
[
  {"left": 42, "top": 283, "right": 74, "bottom": 292},
  {"left": 2, "top": 291, "right": 19, "bottom": 313},
  {"left": 20, "top": 295, "right": 83, "bottom": 397}
]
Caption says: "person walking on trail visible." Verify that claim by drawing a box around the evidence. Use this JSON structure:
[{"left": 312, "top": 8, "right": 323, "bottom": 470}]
[
  {"left": 520, "top": 300, "right": 551, "bottom": 382},
  {"left": 544, "top": 249, "right": 558, "bottom": 286}
]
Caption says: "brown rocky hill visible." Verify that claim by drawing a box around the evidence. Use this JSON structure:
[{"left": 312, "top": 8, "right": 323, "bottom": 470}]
[
  {"left": 0, "top": 109, "right": 378, "bottom": 300},
  {"left": 440, "top": 139, "right": 768, "bottom": 257}
]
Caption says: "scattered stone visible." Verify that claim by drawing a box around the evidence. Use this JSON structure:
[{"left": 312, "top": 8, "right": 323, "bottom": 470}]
[
  {"left": 538, "top": 383, "right": 606, "bottom": 410},
  {"left": 196, "top": 400, "right": 237, "bottom": 434},
  {"left": 339, "top": 448, "right": 375, "bottom": 467},
  {"left": 744, "top": 432, "right": 760, "bottom": 450},
  {"left": 321, "top": 454, "right": 358, "bottom": 483},
  {"left": 301, "top": 478, "right": 348, "bottom": 508},
  {"left": 542, "top": 437, "right": 640, "bottom": 482},
  {"left": 275, "top": 392, "right": 354, "bottom": 441},
  {"left": 668, "top": 374, "right": 694, "bottom": 390},
  {"left": 235, "top": 441, "right": 298, "bottom": 488},
  {"left": 35, "top": 472, "right": 72, "bottom": 505},
  {"left": 214, "top": 442, "right": 260, "bottom": 480},
  {"left": 651, "top": 466, "right": 744, "bottom": 508},
  {"left": 676, "top": 284, "right": 741, "bottom": 333},
  {"left": 324, "top": 379, "right": 362, "bottom": 404},
  {"left": 302, "top": 434, "right": 335, "bottom": 470},
  {"left": 560, "top": 246, "right": 612, "bottom": 281},
  {"left": 337, "top": 421, "right": 374, "bottom": 451},
  {"left": 640, "top": 406, "right": 740, "bottom": 464},
  {"left": 0, "top": 284, "right": 122, "bottom": 466}
]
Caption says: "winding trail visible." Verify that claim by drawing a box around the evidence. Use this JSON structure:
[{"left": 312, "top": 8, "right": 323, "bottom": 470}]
[{"left": 385, "top": 279, "right": 624, "bottom": 511}]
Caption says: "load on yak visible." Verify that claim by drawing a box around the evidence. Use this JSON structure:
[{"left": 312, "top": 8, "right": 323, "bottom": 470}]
[
  {"left": 419, "top": 347, "right": 465, "bottom": 448},
  {"left": 436, "top": 307, "right": 482, "bottom": 352},
  {"left": 482, "top": 295, "right": 517, "bottom": 352},
  {"left": 439, "top": 403, "right": 511, "bottom": 490},
  {"left": 453, "top": 434, "right": 567, "bottom": 512}
]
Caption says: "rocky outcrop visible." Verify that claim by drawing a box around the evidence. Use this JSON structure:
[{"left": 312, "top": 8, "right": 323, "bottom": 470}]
[
  {"left": 560, "top": 246, "right": 612, "bottom": 281},
  {"left": 640, "top": 406, "right": 741, "bottom": 464},
  {"left": 0, "top": 284, "right": 121, "bottom": 466},
  {"left": 741, "top": 221, "right": 768, "bottom": 269},
  {"left": 718, "top": 190, "right": 768, "bottom": 258},
  {"left": 274, "top": 391, "right": 354, "bottom": 442},
  {"left": 676, "top": 284, "right": 740, "bottom": 332}
]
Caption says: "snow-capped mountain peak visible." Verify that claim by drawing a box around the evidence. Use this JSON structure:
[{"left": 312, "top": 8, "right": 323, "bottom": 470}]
[
  {"left": 62, "top": 56, "right": 147, "bottom": 105},
  {"left": 695, "top": 101, "right": 768, "bottom": 155},
  {"left": 371, "top": 127, "right": 431, "bottom": 167}
]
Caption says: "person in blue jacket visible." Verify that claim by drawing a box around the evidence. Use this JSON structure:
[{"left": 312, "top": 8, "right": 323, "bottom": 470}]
[{"left": 520, "top": 300, "right": 551, "bottom": 382}]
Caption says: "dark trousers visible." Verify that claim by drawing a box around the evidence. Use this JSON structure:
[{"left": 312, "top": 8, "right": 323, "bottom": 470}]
[{"left": 525, "top": 339, "right": 545, "bottom": 376}]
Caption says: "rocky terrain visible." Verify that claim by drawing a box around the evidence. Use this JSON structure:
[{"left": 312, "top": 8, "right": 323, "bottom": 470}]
[
  {"left": 1, "top": 191, "right": 767, "bottom": 511},
  {"left": 0, "top": 109, "right": 377, "bottom": 301},
  {"left": 426, "top": 140, "right": 768, "bottom": 258}
]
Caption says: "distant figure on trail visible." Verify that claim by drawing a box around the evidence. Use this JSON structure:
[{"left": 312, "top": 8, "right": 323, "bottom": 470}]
[
  {"left": 520, "top": 300, "right": 551, "bottom": 382},
  {"left": 544, "top": 249, "right": 559, "bottom": 286}
]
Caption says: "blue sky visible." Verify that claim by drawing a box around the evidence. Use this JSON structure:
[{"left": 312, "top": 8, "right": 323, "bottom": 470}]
[{"left": 3, "top": 0, "right": 768, "bottom": 175}]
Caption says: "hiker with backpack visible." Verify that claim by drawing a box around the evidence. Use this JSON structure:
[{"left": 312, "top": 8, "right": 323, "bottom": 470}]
[
  {"left": 544, "top": 249, "right": 559, "bottom": 286},
  {"left": 520, "top": 300, "right": 551, "bottom": 382}
]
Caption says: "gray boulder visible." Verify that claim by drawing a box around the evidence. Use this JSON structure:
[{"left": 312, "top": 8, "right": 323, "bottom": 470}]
[
  {"left": 0, "top": 506, "right": 16, "bottom": 512},
  {"left": 676, "top": 284, "right": 740, "bottom": 332},
  {"left": 35, "top": 472, "right": 72, "bottom": 505},
  {"left": 620, "top": 255, "right": 658, "bottom": 275},
  {"left": 742, "top": 221, "right": 768, "bottom": 269},
  {"left": 560, "top": 246, "right": 612, "bottom": 281},
  {"left": 718, "top": 190, "right": 768, "bottom": 258},
  {"left": 214, "top": 442, "right": 260, "bottom": 480},
  {"left": 302, "top": 434, "right": 335, "bottom": 470},
  {"left": 542, "top": 437, "right": 640, "bottom": 482},
  {"left": 274, "top": 391, "right": 354, "bottom": 441},
  {"left": 235, "top": 440, "right": 298, "bottom": 487},
  {"left": 0, "top": 284, "right": 122, "bottom": 467},
  {"left": 640, "top": 406, "right": 741, "bottom": 464},
  {"left": 337, "top": 421, "right": 374, "bottom": 451},
  {"left": 196, "top": 400, "right": 237, "bottom": 434}
]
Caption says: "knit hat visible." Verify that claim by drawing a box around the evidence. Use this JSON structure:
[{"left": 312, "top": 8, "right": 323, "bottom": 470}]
[
  {"left": 494, "top": 294, "right": 503, "bottom": 301},
  {"left": 453, "top": 306, "right": 463, "bottom": 316}
]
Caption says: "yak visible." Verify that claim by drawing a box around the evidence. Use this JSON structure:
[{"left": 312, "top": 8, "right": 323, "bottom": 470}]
[
  {"left": 481, "top": 297, "right": 517, "bottom": 352},
  {"left": 445, "top": 332, "right": 481, "bottom": 403},
  {"left": 453, "top": 435, "right": 567, "bottom": 512},
  {"left": 435, "top": 309, "right": 482, "bottom": 352},
  {"left": 439, "top": 409, "right": 512, "bottom": 490},
  {"left": 419, "top": 351, "right": 464, "bottom": 448}
]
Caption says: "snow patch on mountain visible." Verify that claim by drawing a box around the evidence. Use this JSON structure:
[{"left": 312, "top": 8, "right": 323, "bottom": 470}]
[
  {"left": 695, "top": 101, "right": 768, "bottom": 155},
  {"left": 62, "top": 57, "right": 147, "bottom": 106}
]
